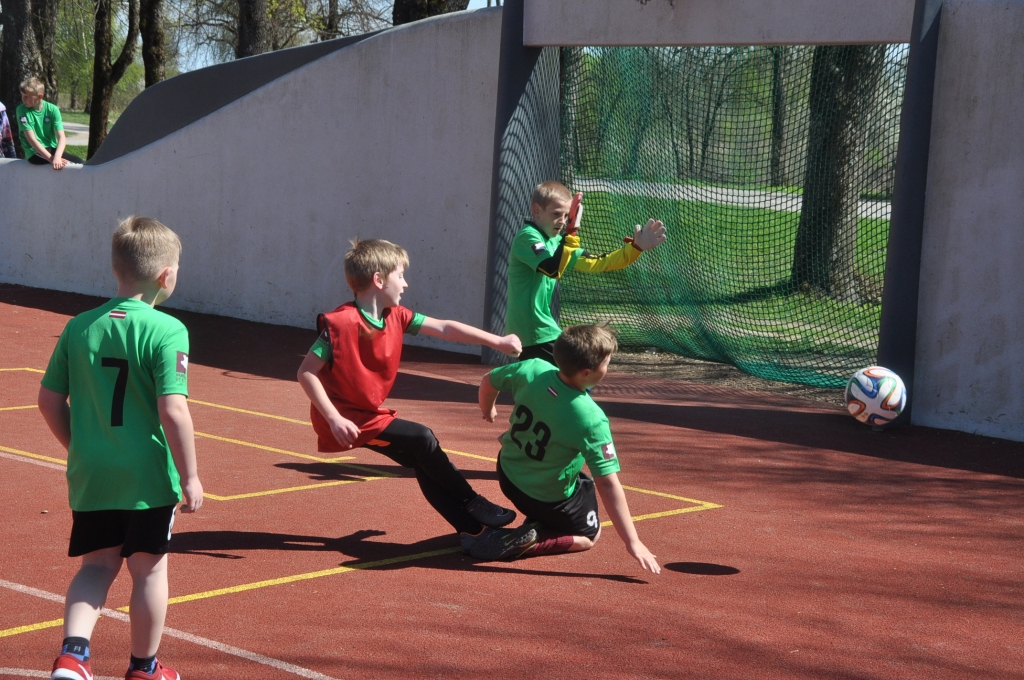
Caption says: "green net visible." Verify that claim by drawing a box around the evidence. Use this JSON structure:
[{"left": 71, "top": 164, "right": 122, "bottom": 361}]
[{"left": 558, "top": 45, "right": 908, "bottom": 388}]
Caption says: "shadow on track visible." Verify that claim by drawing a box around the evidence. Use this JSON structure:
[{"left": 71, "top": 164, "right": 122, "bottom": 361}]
[{"left": 170, "top": 528, "right": 647, "bottom": 583}]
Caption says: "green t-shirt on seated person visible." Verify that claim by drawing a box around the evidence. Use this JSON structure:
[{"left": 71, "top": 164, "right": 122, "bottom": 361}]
[
  {"left": 41, "top": 298, "right": 189, "bottom": 511},
  {"left": 15, "top": 100, "right": 63, "bottom": 158},
  {"left": 489, "top": 358, "right": 620, "bottom": 503}
]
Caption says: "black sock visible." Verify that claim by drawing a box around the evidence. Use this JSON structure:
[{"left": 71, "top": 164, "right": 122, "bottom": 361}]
[
  {"left": 129, "top": 655, "right": 157, "bottom": 674},
  {"left": 61, "top": 636, "right": 90, "bottom": 661}
]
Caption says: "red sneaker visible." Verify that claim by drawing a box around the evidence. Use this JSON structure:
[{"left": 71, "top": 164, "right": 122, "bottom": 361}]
[
  {"left": 125, "top": 660, "right": 180, "bottom": 680},
  {"left": 51, "top": 653, "right": 93, "bottom": 680}
]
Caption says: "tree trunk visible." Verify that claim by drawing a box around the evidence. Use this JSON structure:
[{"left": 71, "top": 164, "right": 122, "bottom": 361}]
[
  {"left": 791, "top": 45, "right": 886, "bottom": 303},
  {"left": 31, "top": 0, "right": 59, "bottom": 102},
  {"left": 0, "top": 0, "right": 42, "bottom": 158},
  {"left": 236, "top": 0, "right": 270, "bottom": 58},
  {"left": 769, "top": 46, "right": 788, "bottom": 187},
  {"left": 393, "top": 0, "right": 468, "bottom": 26},
  {"left": 139, "top": 0, "right": 166, "bottom": 87},
  {"left": 89, "top": 0, "right": 140, "bottom": 158}
]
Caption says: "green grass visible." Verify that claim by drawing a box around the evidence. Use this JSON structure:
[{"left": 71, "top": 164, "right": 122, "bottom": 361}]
[
  {"left": 558, "top": 191, "right": 889, "bottom": 388},
  {"left": 60, "top": 111, "right": 118, "bottom": 126},
  {"left": 65, "top": 145, "right": 88, "bottom": 161}
]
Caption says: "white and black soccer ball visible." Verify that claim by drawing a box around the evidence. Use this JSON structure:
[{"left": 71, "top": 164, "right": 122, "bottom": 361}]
[{"left": 845, "top": 366, "right": 906, "bottom": 426}]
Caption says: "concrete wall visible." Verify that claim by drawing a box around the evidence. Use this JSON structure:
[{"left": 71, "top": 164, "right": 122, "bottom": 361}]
[
  {"left": 913, "top": 0, "right": 1024, "bottom": 441},
  {"left": 523, "top": 0, "right": 915, "bottom": 46},
  {"left": 0, "top": 9, "right": 502, "bottom": 354}
]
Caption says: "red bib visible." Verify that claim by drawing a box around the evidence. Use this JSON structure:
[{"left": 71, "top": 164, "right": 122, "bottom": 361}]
[{"left": 310, "top": 303, "right": 415, "bottom": 452}]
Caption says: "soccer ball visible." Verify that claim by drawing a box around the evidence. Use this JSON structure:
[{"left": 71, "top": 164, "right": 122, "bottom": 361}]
[{"left": 845, "top": 366, "right": 906, "bottom": 426}]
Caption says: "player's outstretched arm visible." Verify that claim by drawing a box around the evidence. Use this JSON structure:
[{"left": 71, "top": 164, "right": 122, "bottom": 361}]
[
  {"left": 479, "top": 374, "right": 501, "bottom": 423},
  {"left": 419, "top": 317, "right": 522, "bottom": 358},
  {"left": 38, "top": 386, "right": 71, "bottom": 450},
  {"left": 594, "top": 472, "right": 661, "bottom": 574},
  {"left": 631, "top": 219, "right": 667, "bottom": 252},
  {"left": 158, "top": 394, "right": 204, "bottom": 513},
  {"left": 296, "top": 351, "right": 360, "bottom": 448}
]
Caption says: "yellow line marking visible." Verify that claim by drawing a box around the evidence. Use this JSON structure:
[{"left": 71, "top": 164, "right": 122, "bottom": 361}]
[
  {"left": 0, "top": 405, "right": 36, "bottom": 412},
  {"left": 622, "top": 485, "right": 724, "bottom": 507},
  {"left": 443, "top": 448, "right": 497, "bottom": 462},
  {"left": 191, "top": 400, "right": 311, "bottom": 426},
  {"left": 205, "top": 477, "right": 389, "bottom": 501},
  {"left": 145, "top": 547, "right": 464, "bottom": 608},
  {"left": 194, "top": 431, "right": 351, "bottom": 463},
  {"left": 0, "top": 368, "right": 45, "bottom": 373},
  {"left": 0, "top": 618, "right": 64, "bottom": 638},
  {"left": 1, "top": 485, "right": 721, "bottom": 636},
  {"left": 0, "top": 445, "right": 66, "bottom": 466}
]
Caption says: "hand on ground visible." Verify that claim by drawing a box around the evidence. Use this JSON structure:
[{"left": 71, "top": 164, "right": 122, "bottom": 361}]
[
  {"left": 627, "top": 540, "right": 661, "bottom": 574},
  {"left": 632, "top": 219, "right": 667, "bottom": 251}
]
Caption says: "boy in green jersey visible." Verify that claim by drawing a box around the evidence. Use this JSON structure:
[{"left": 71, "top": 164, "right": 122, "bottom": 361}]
[
  {"left": 506, "top": 181, "right": 667, "bottom": 364},
  {"left": 16, "top": 77, "right": 84, "bottom": 168},
  {"left": 476, "top": 325, "right": 661, "bottom": 573},
  {"left": 39, "top": 216, "right": 203, "bottom": 680}
]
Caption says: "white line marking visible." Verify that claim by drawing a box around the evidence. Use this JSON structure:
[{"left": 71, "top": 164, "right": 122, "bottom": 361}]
[
  {"left": 0, "top": 580, "right": 340, "bottom": 680},
  {"left": 0, "top": 669, "right": 119, "bottom": 679},
  {"left": 0, "top": 452, "right": 64, "bottom": 471}
]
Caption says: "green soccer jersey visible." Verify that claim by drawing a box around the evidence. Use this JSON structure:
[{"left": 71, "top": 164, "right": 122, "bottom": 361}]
[
  {"left": 41, "top": 298, "right": 189, "bottom": 511},
  {"left": 505, "top": 223, "right": 582, "bottom": 346},
  {"left": 489, "top": 359, "right": 620, "bottom": 502},
  {"left": 16, "top": 100, "right": 62, "bottom": 159}
]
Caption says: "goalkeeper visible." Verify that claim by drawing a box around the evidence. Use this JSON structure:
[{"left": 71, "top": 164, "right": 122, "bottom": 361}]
[{"left": 505, "top": 181, "right": 667, "bottom": 364}]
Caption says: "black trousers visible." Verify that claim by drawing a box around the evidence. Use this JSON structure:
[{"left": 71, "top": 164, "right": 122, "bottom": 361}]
[
  {"left": 28, "top": 148, "right": 85, "bottom": 164},
  {"left": 364, "top": 419, "right": 482, "bottom": 534}
]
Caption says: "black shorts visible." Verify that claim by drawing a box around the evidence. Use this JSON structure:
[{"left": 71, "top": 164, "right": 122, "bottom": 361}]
[
  {"left": 518, "top": 342, "right": 555, "bottom": 366},
  {"left": 68, "top": 505, "right": 177, "bottom": 557},
  {"left": 497, "top": 458, "right": 601, "bottom": 539}
]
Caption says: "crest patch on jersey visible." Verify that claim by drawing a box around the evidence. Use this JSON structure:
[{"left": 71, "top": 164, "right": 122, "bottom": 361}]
[
  {"left": 601, "top": 442, "right": 617, "bottom": 460},
  {"left": 176, "top": 352, "right": 189, "bottom": 377},
  {"left": 532, "top": 242, "right": 546, "bottom": 254},
  {"left": 109, "top": 310, "right": 127, "bottom": 319},
  {"left": 547, "top": 386, "right": 559, "bottom": 397}
]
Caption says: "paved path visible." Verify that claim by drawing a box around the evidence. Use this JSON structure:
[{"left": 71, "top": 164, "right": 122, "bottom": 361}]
[
  {"left": 575, "top": 176, "right": 892, "bottom": 220},
  {"left": 62, "top": 122, "right": 89, "bottom": 146}
]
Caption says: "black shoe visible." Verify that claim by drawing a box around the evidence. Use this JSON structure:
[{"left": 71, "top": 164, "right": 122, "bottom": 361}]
[
  {"left": 470, "top": 525, "right": 538, "bottom": 561},
  {"left": 465, "top": 495, "right": 516, "bottom": 528}
]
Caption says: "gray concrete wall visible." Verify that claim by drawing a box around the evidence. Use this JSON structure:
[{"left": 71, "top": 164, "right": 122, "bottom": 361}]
[
  {"left": 0, "top": 8, "right": 502, "bottom": 354},
  {"left": 913, "top": 0, "right": 1024, "bottom": 441},
  {"left": 523, "top": 0, "right": 915, "bottom": 46}
]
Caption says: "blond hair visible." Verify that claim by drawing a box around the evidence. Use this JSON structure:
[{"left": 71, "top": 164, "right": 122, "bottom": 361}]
[
  {"left": 531, "top": 181, "right": 572, "bottom": 209},
  {"left": 111, "top": 216, "right": 182, "bottom": 283},
  {"left": 344, "top": 238, "right": 409, "bottom": 293},
  {"left": 554, "top": 324, "right": 619, "bottom": 376},
  {"left": 20, "top": 77, "right": 45, "bottom": 95}
]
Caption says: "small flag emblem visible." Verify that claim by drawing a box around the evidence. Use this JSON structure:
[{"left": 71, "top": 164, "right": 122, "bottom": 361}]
[
  {"left": 601, "top": 442, "right": 617, "bottom": 460},
  {"left": 547, "top": 386, "right": 559, "bottom": 397},
  {"left": 532, "top": 242, "right": 546, "bottom": 254},
  {"left": 176, "top": 352, "right": 189, "bottom": 376},
  {"left": 109, "top": 310, "right": 127, "bottom": 319}
]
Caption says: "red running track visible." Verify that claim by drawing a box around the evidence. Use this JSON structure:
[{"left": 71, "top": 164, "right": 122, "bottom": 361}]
[{"left": 1, "top": 284, "right": 1022, "bottom": 679}]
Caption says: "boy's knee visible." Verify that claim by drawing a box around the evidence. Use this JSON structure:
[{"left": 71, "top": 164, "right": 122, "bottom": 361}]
[{"left": 126, "top": 552, "right": 168, "bottom": 578}]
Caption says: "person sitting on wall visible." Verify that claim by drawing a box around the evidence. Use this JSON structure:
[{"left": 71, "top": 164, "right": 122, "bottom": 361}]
[
  {"left": 16, "top": 77, "right": 85, "bottom": 169},
  {"left": 0, "top": 100, "right": 17, "bottom": 158}
]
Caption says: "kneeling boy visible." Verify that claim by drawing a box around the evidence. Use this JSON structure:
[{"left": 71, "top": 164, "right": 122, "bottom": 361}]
[
  {"left": 477, "top": 324, "right": 660, "bottom": 572},
  {"left": 297, "top": 238, "right": 532, "bottom": 544}
]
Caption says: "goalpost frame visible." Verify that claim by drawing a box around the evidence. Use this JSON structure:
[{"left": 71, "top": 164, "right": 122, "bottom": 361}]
[{"left": 485, "top": 0, "right": 940, "bottom": 422}]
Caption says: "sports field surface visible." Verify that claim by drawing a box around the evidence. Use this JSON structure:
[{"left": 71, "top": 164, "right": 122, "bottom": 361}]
[{"left": 2, "top": 284, "right": 1022, "bottom": 679}]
